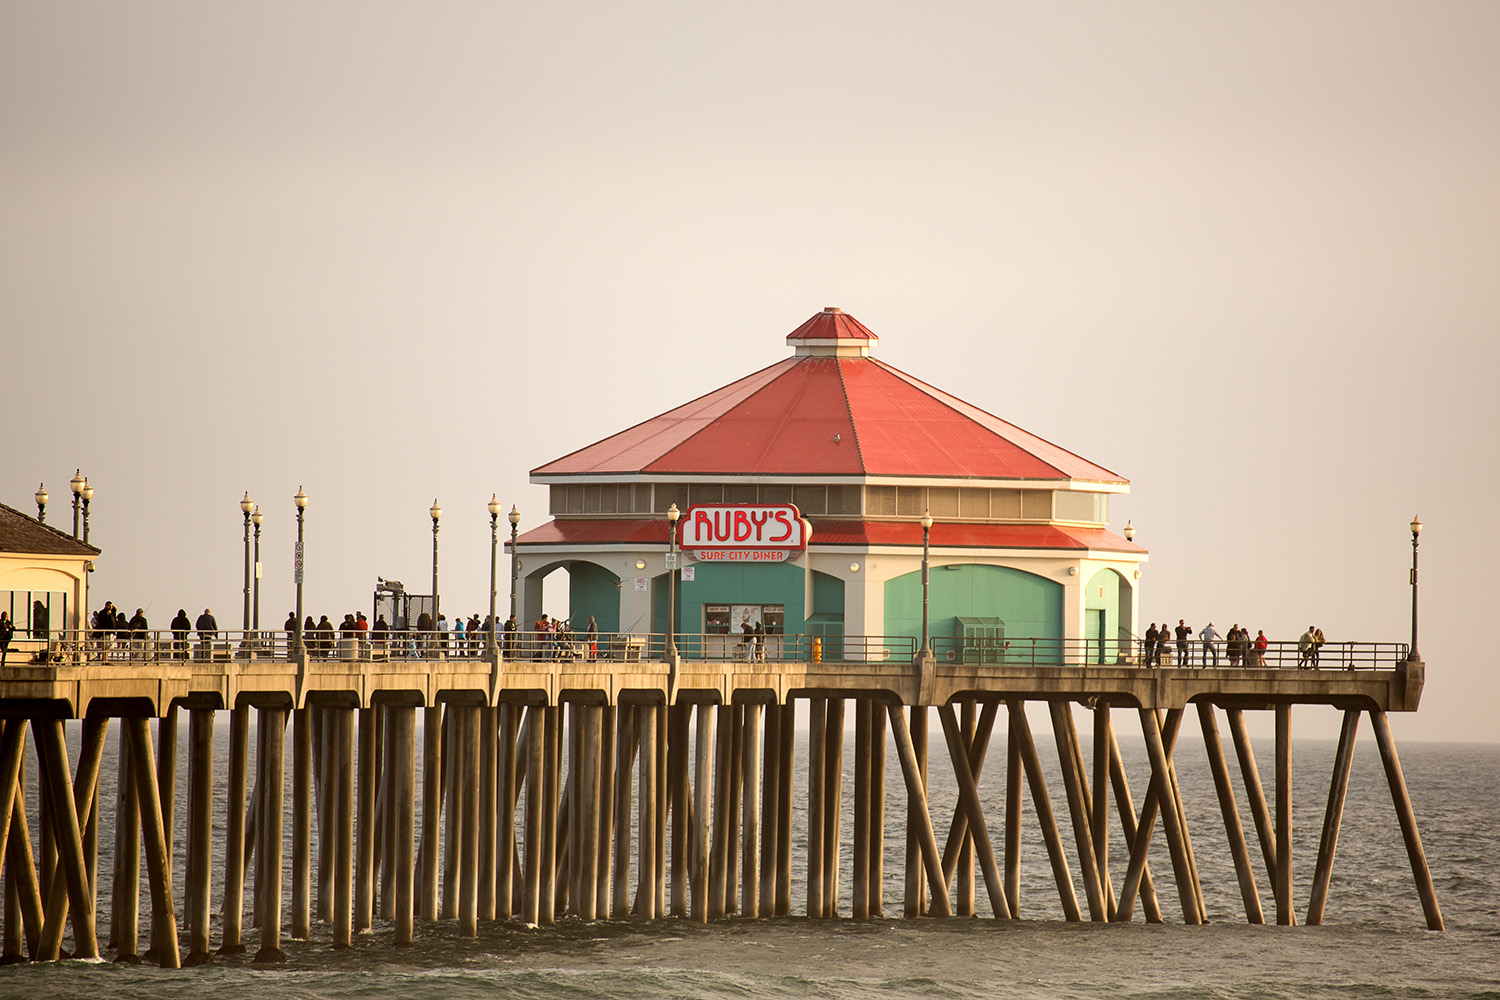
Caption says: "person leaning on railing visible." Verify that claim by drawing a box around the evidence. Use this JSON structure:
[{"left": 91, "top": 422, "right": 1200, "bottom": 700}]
[{"left": 1198, "top": 622, "right": 1221, "bottom": 667}]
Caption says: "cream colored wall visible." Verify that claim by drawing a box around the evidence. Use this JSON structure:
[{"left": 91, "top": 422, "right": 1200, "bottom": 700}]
[{"left": 0, "top": 552, "right": 89, "bottom": 630}]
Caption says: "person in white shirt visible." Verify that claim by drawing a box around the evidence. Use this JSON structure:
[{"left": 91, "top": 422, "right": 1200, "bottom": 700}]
[{"left": 1198, "top": 622, "right": 1222, "bottom": 667}]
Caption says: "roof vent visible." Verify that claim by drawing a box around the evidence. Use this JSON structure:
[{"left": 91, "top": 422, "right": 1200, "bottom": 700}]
[{"left": 823, "top": 306, "right": 841, "bottom": 314}]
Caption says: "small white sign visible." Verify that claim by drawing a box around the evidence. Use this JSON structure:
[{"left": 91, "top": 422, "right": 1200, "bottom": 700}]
[
  {"left": 665, "top": 551, "right": 677, "bottom": 569},
  {"left": 634, "top": 577, "right": 648, "bottom": 592},
  {"left": 682, "top": 566, "right": 695, "bottom": 581}
]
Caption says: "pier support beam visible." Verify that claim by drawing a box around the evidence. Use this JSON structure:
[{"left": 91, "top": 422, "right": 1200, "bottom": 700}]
[
  {"left": 125, "top": 717, "right": 180, "bottom": 968},
  {"left": 1370, "top": 710, "right": 1444, "bottom": 930},
  {"left": 220, "top": 705, "right": 248, "bottom": 954},
  {"left": 185, "top": 709, "right": 213, "bottom": 964}
]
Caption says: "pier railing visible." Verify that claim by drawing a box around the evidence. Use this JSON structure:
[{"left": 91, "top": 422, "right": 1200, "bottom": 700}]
[
  {"left": 929, "top": 635, "right": 1412, "bottom": 671},
  {"left": 9, "top": 628, "right": 1409, "bottom": 670}
]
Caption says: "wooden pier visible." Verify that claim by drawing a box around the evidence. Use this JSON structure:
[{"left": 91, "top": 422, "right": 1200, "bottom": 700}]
[{"left": 0, "top": 636, "right": 1443, "bottom": 967}]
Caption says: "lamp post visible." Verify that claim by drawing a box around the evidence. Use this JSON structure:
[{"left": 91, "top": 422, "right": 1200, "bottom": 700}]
[
  {"left": 293, "top": 487, "right": 308, "bottom": 656},
  {"left": 508, "top": 505, "right": 520, "bottom": 626},
  {"left": 666, "top": 502, "right": 681, "bottom": 659},
  {"left": 488, "top": 495, "right": 501, "bottom": 656},
  {"left": 70, "top": 470, "right": 85, "bottom": 538},
  {"left": 1408, "top": 515, "right": 1422, "bottom": 661},
  {"left": 81, "top": 479, "right": 93, "bottom": 544},
  {"left": 430, "top": 499, "right": 442, "bottom": 635},
  {"left": 241, "top": 492, "right": 254, "bottom": 632},
  {"left": 920, "top": 509, "right": 933, "bottom": 656},
  {"left": 34, "top": 484, "right": 47, "bottom": 524},
  {"left": 252, "top": 506, "right": 264, "bottom": 631}
]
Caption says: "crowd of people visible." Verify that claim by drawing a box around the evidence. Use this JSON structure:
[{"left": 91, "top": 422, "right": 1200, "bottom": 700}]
[{"left": 1140, "top": 620, "right": 1327, "bottom": 668}]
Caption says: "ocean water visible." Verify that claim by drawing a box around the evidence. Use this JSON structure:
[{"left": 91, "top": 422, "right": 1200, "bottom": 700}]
[{"left": 0, "top": 720, "right": 1495, "bottom": 1000}]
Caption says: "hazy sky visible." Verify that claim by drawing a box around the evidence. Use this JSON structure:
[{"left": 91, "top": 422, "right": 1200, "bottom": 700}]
[{"left": 3, "top": 3, "right": 1496, "bottom": 742}]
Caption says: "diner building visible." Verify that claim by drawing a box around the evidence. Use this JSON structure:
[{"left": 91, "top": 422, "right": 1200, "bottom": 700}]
[{"left": 514, "top": 308, "right": 1146, "bottom": 662}]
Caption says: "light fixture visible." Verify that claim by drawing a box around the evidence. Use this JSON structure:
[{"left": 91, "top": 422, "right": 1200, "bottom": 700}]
[
  {"left": 241, "top": 491, "right": 254, "bottom": 515},
  {"left": 508, "top": 504, "right": 520, "bottom": 528},
  {"left": 430, "top": 499, "right": 442, "bottom": 522},
  {"left": 81, "top": 479, "right": 93, "bottom": 502},
  {"left": 252, "top": 505, "right": 263, "bottom": 526},
  {"left": 1133, "top": 569, "right": 1141, "bottom": 579},
  {"left": 636, "top": 559, "right": 647, "bottom": 571},
  {"left": 70, "top": 470, "right": 85, "bottom": 496},
  {"left": 1123, "top": 520, "right": 1135, "bottom": 541},
  {"left": 488, "top": 494, "right": 502, "bottom": 518},
  {"left": 34, "top": 483, "right": 48, "bottom": 520},
  {"left": 849, "top": 562, "right": 860, "bottom": 573},
  {"left": 294, "top": 486, "right": 308, "bottom": 509},
  {"left": 1068, "top": 566, "right": 1078, "bottom": 576},
  {"left": 1410, "top": 515, "right": 1422, "bottom": 536}
]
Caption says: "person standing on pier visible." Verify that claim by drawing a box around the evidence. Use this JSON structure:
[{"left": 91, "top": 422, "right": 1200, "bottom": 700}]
[
  {"left": 503, "top": 614, "right": 517, "bottom": 658},
  {"left": 586, "top": 615, "right": 598, "bottom": 660},
  {"left": 172, "top": 608, "right": 191, "bottom": 660},
  {"left": 754, "top": 618, "right": 766, "bottom": 662},
  {"left": 1313, "top": 625, "right": 1326, "bottom": 667},
  {"left": 1144, "top": 623, "right": 1159, "bottom": 666},
  {"left": 196, "top": 608, "right": 218, "bottom": 647},
  {"left": 1199, "top": 622, "right": 1221, "bottom": 667},
  {"left": 0, "top": 611, "right": 13, "bottom": 668},
  {"left": 1297, "top": 626, "right": 1317, "bottom": 668},
  {"left": 1175, "top": 619, "right": 1193, "bottom": 666},
  {"left": 128, "top": 608, "right": 149, "bottom": 659},
  {"left": 1253, "top": 629, "right": 1269, "bottom": 666}
]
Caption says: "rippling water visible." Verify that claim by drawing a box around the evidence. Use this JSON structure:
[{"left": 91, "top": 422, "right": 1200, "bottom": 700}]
[{"left": 1, "top": 721, "right": 1495, "bottom": 1000}]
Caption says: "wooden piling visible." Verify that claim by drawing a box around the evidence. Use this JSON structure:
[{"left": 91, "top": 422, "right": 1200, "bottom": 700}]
[
  {"left": 292, "top": 706, "right": 312, "bottom": 940},
  {"left": 221, "top": 705, "right": 248, "bottom": 953},
  {"left": 886, "top": 703, "right": 950, "bottom": 917},
  {"left": 393, "top": 706, "right": 417, "bottom": 947},
  {"left": 254, "top": 708, "right": 286, "bottom": 962},
  {"left": 333, "top": 707, "right": 355, "bottom": 948}
]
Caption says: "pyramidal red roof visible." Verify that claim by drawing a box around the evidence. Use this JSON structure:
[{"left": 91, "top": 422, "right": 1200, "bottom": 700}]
[
  {"left": 785, "top": 307, "right": 879, "bottom": 343},
  {"left": 533, "top": 310, "right": 1125, "bottom": 484}
]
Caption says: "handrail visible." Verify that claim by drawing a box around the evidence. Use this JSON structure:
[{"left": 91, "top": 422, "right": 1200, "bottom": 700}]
[{"left": 5, "top": 629, "right": 1409, "bottom": 670}]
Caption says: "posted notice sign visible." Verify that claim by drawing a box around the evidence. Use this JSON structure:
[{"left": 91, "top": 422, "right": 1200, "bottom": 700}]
[{"left": 680, "top": 504, "right": 810, "bottom": 563}]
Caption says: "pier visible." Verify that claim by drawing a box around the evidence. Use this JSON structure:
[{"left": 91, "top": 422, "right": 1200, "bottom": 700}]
[{"left": 0, "top": 631, "right": 1443, "bottom": 967}]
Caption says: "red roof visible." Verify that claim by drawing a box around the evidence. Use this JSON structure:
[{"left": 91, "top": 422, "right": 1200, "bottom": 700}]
[
  {"left": 785, "top": 307, "right": 879, "bottom": 343},
  {"left": 517, "top": 518, "right": 1142, "bottom": 554},
  {"left": 533, "top": 310, "right": 1125, "bottom": 484}
]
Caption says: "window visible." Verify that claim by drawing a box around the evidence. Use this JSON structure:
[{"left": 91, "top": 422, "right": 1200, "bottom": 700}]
[
  {"left": 793, "top": 485, "right": 826, "bottom": 515},
  {"left": 827, "top": 485, "right": 862, "bottom": 516},
  {"left": 991, "top": 490, "right": 1022, "bottom": 519},
  {"left": 726, "top": 484, "right": 759, "bottom": 504},
  {"left": 896, "top": 486, "right": 926, "bottom": 517},
  {"left": 690, "top": 484, "right": 724, "bottom": 506},
  {"left": 960, "top": 488, "right": 989, "bottom": 518},
  {"left": 1054, "top": 491, "right": 1108, "bottom": 524},
  {"left": 1021, "top": 489, "right": 1052, "bottom": 520},
  {"left": 927, "top": 487, "right": 959, "bottom": 517},
  {"left": 866, "top": 486, "right": 898, "bottom": 516}
]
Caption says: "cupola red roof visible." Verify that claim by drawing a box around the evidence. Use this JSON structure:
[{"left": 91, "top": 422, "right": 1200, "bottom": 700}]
[
  {"left": 533, "top": 309, "right": 1126, "bottom": 486},
  {"left": 785, "top": 307, "right": 879, "bottom": 344}
]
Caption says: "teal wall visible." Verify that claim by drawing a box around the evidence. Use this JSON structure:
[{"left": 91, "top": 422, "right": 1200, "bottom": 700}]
[
  {"left": 1084, "top": 567, "right": 1128, "bottom": 663},
  {"left": 652, "top": 560, "right": 809, "bottom": 637},
  {"left": 883, "top": 563, "right": 1063, "bottom": 649},
  {"left": 568, "top": 562, "right": 621, "bottom": 634},
  {"left": 812, "top": 570, "right": 844, "bottom": 618}
]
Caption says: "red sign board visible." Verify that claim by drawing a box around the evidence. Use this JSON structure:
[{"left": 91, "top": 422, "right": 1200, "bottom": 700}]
[{"left": 680, "top": 504, "right": 810, "bottom": 562}]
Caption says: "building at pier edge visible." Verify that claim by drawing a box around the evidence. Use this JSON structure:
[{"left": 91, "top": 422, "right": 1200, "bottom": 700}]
[{"left": 515, "top": 308, "right": 1147, "bottom": 661}]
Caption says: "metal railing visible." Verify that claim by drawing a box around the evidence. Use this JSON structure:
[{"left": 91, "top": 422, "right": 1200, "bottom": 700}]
[
  {"left": 930, "top": 635, "right": 1412, "bottom": 670},
  {"left": 4, "top": 629, "right": 1409, "bottom": 671}
]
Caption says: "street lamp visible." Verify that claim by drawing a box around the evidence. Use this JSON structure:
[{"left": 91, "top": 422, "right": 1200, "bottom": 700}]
[
  {"left": 920, "top": 509, "right": 933, "bottom": 656},
  {"left": 293, "top": 487, "right": 308, "bottom": 656},
  {"left": 488, "top": 494, "right": 501, "bottom": 656},
  {"left": 252, "top": 506, "right": 264, "bottom": 631},
  {"left": 508, "top": 505, "right": 520, "bottom": 630},
  {"left": 34, "top": 484, "right": 48, "bottom": 524},
  {"left": 81, "top": 479, "right": 93, "bottom": 544},
  {"left": 1123, "top": 520, "right": 1136, "bottom": 542},
  {"left": 241, "top": 492, "right": 254, "bottom": 632},
  {"left": 666, "top": 502, "right": 681, "bottom": 659},
  {"left": 1408, "top": 515, "right": 1422, "bottom": 661},
  {"left": 70, "top": 470, "right": 85, "bottom": 538},
  {"left": 431, "top": 499, "right": 442, "bottom": 638}
]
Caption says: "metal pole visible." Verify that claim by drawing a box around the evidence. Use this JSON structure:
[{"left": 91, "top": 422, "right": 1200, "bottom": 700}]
[
  {"left": 509, "top": 506, "right": 520, "bottom": 625},
  {"left": 293, "top": 489, "right": 307, "bottom": 657},
  {"left": 921, "top": 513, "right": 931, "bottom": 654},
  {"left": 488, "top": 503, "right": 499, "bottom": 656},
  {"left": 1409, "top": 517, "right": 1421, "bottom": 660},
  {"left": 666, "top": 504, "right": 680, "bottom": 659},
  {"left": 431, "top": 501, "right": 441, "bottom": 633},
  {"left": 253, "top": 510, "right": 262, "bottom": 631},
  {"left": 243, "top": 503, "right": 253, "bottom": 632}
]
